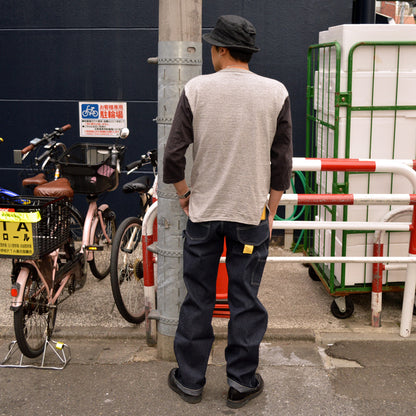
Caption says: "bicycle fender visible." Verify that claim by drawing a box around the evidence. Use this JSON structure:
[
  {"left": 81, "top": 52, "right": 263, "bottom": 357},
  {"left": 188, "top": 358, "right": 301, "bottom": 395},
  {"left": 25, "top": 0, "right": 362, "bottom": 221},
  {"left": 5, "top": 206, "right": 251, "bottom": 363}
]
[
  {"left": 10, "top": 266, "right": 30, "bottom": 311},
  {"left": 97, "top": 203, "right": 110, "bottom": 213},
  {"left": 98, "top": 204, "right": 116, "bottom": 221}
]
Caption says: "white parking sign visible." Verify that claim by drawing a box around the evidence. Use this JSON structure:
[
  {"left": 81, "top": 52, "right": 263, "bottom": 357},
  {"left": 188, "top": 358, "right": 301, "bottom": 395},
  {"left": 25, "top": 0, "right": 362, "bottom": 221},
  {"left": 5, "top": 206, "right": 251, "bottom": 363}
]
[{"left": 79, "top": 102, "right": 127, "bottom": 137}]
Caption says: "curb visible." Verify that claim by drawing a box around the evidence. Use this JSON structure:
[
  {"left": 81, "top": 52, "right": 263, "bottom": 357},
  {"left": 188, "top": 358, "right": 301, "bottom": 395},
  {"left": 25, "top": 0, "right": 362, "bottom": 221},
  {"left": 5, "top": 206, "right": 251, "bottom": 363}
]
[
  {"left": 0, "top": 325, "right": 315, "bottom": 342},
  {"left": 3, "top": 324, "right": 415, "bottom": 344}
]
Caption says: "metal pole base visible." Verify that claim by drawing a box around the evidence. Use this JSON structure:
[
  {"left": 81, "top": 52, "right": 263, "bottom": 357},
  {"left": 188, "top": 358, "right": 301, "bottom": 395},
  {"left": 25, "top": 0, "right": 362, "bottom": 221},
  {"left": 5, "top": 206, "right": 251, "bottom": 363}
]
[{"left": 0, "top": 339, "right": 71, "bottom": 370}]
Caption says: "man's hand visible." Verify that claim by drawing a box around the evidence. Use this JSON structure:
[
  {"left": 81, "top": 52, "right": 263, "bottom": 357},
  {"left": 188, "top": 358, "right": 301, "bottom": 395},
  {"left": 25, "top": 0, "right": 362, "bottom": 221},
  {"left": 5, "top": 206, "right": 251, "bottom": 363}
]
[
  {"left": 173, "top": 179, "right": 191, "bottom": 216},
  {"left": 179, "top": 196, "right": 190, "bottom": 216},
  {"left": 268, "top": 189, "right": 284, "bottom": 238},
  {"left": 268, "top": 213, "right": 274, "bottom": 238}
]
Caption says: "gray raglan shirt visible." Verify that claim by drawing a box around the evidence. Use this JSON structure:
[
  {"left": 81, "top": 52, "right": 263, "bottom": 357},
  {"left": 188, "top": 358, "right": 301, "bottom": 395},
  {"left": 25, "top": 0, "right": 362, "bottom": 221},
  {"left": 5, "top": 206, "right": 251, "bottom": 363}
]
[{"left": 163, "top": 67, "right": 293, "bottom": 225}]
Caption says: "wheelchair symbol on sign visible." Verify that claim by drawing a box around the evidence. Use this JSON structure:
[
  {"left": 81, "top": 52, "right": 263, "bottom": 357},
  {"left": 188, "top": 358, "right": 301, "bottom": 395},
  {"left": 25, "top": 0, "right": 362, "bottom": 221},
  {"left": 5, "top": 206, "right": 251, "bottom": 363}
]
[{"left": 81, "top": 104, "right": 99, "bottom": 119}]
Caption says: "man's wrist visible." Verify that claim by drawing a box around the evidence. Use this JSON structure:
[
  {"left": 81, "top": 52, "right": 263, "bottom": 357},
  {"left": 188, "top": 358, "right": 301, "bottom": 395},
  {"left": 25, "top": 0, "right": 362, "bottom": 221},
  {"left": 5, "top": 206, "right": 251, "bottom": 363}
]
[{"left": 177, "top": 189, "right": 191, "bottom": 199}]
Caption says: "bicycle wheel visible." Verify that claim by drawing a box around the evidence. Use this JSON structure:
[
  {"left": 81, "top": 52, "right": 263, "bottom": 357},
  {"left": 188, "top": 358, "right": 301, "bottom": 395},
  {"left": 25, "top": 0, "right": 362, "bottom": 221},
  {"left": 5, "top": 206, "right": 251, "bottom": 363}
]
[
  {"left": 69, "top": 205, "right": 84, "bottom": 251},
  {"left": 110, "top": 216, "right": 145, "bottom": 324},
  {"left": 14, "top": 272, "right": 57, "bottom": 358},
  {"left": 89, "top": 208, "right": 116, "bottom": 279}
]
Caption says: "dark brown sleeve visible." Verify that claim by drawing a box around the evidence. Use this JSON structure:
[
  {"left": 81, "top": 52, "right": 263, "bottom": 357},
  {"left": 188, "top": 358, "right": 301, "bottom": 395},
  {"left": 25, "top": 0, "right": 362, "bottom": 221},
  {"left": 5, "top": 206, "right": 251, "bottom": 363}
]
[
  {"left": 270, "top": 96, "right": 293, "bottom": 191},
  {"left": 162, "top": 90, "right": 194, "bottom": 184}
]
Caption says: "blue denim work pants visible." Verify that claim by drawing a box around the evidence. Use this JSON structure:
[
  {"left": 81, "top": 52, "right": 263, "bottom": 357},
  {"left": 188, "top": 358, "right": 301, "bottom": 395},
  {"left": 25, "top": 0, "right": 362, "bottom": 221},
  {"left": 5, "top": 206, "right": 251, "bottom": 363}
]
[{"left": 174, "top": 216, "right": 270, "bottom": 394}]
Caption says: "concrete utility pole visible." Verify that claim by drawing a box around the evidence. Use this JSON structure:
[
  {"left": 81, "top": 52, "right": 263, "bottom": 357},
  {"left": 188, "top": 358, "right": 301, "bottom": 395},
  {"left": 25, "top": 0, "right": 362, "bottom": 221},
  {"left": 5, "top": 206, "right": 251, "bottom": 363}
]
[{"left": 156, "top": 0, "right": 202, "bottom": 360}]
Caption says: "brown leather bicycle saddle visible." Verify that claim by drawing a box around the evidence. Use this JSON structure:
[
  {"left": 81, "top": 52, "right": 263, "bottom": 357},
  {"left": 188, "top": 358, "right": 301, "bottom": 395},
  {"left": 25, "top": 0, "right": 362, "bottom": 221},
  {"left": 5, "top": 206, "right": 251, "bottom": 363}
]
[
  {"left": 22, "top": 173, "right": 48, "bottom": 187},
  {"left": 34, "top": 177, "right": 74, "bottom": 199}
]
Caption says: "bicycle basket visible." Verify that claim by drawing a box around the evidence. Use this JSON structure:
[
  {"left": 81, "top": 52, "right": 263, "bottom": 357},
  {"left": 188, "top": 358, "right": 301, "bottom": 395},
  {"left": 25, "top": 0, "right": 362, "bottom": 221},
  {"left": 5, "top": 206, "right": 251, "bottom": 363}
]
[
  {"left": 58, "top": 143, "right": 125, "bottom": 195},
  {"left": 0, "top": 195, "right": 71, "bottom": 259}
]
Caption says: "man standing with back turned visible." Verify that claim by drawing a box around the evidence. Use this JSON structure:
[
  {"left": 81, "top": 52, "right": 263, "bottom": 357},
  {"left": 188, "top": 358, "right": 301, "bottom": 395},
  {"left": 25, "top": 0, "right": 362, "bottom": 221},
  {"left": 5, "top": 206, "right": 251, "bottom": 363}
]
[{"left": 163, "top": 15, "right": 292, "bottom": 408}]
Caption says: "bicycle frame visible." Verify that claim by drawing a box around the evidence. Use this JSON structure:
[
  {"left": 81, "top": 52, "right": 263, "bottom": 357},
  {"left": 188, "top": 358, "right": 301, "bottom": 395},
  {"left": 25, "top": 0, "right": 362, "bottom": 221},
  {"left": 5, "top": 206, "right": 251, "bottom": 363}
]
[
  {"left": 11, "top": 249, "right": 70, "bottom": 310},
  {"left": 5, "top": 190, "right": 115, "bottom": 315},
  {"left": 8, "top": 199, "right": 111, "bottom": 313},
  {"left": 82, "top": 200, "right": 111, "bottom": 261}
]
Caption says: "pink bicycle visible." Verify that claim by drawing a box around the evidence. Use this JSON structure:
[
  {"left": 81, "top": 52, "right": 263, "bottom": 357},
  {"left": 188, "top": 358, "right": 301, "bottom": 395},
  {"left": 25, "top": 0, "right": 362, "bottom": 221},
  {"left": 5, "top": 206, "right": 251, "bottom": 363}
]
[{"left": 1, "top": 125, "right": 127, "bottom": 359}]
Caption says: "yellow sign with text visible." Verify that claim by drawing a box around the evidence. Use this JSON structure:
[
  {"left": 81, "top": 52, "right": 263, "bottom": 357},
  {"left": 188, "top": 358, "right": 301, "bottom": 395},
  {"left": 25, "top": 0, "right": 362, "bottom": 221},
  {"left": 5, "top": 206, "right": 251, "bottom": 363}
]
[{"left": 0, "top": 221, "right": 34, "bottom": 256}]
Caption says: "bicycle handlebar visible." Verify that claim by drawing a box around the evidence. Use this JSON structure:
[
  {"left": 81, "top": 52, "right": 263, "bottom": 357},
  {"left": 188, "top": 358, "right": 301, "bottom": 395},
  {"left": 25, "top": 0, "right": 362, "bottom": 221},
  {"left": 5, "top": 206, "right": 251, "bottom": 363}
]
[
  {"left": 126, "top": 159, "right": 143, "bottom": 171},
  {"left": 60, "top": 124, "right": 72, "bottom": 132},
  {"left": 21, "top": 124, "right": 72, "bottom": 155},
  {"left": 126, "top": 149, "right": 157, "bottom": 173},
  {"left": 21, "top": 144, "right": 34, "bottom": 155}
]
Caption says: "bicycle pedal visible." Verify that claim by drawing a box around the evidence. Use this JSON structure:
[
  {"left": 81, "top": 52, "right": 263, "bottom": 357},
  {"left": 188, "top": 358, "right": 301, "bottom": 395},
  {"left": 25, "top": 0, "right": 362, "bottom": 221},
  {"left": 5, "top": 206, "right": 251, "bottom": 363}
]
[{"left": 85, "top": 245, "right": 104, "bottom": 251}]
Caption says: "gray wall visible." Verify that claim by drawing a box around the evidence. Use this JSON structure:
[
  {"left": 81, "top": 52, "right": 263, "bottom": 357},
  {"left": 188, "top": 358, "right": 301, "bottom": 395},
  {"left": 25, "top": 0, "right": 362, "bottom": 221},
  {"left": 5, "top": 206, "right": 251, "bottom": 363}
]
[{"left": 0, "top": 1, "right": 352, "bottom": 219}]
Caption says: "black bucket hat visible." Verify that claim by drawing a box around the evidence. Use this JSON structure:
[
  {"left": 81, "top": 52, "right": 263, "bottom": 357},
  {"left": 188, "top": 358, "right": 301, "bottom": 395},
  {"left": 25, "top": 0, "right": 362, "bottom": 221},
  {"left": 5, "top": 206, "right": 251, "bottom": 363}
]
[{"left": 203, "top": 15, "right": 260, "bottom": 53}]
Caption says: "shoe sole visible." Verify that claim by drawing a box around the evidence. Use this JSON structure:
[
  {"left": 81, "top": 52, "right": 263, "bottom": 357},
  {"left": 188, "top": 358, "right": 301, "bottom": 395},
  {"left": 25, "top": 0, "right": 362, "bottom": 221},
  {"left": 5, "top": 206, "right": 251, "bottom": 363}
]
[
  {"left": 226, "top": 387, "right": 263, "bottom": 409},
  {"left": 168, "top": 369, "right": 202, "bottom": 404},
  {"left": 226, "top": 375, "right": 264, "bottom": 409}
]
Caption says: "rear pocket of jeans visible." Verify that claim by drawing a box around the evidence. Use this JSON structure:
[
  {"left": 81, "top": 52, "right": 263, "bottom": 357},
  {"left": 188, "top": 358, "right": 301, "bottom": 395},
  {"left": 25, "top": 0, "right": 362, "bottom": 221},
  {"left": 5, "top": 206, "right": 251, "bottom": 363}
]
[
  {"left": 185, "top": 220, "right": 211, "bottom": 241},
  {"left": 236, "top": 222, "right": 269, "bottom": 247}
]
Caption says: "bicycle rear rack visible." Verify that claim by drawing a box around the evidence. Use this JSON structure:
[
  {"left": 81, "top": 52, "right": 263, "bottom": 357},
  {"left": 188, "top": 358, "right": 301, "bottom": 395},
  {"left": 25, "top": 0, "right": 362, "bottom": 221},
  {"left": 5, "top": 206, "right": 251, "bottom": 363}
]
[{"left": 0, "top": 339, "right": 71, "bottom": 370}]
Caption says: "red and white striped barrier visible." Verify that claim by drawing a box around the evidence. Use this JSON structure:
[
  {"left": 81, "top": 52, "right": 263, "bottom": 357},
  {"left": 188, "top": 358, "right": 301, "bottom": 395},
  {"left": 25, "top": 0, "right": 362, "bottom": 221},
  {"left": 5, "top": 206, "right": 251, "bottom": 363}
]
[
  {"left": 279, "top": 158, "right": 416, "bottom": 337},
  {"left": 371, "top": 208, "right": 413, "bottom": 327},
  {"left": 293, "top": 157, "right": 416, "bottom": 176},
  {"left": 141, "top": 202, "right": 158, "bottom": 345},
  {"left": 281, "top": 193, "right": 416, "bottom": 206}
]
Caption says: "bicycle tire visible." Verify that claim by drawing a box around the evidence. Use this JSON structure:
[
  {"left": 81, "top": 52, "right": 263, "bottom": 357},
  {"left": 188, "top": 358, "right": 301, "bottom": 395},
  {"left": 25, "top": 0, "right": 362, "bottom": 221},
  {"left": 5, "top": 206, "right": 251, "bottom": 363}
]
[
  {"left": 69, "top": 205, "right": 84, "bottom": 251},
  {"left": 89, "top": 208, "right": 116, "bottom": 279},
  {"left": 110, "top": 216, "right": 145, "bottom": 324},
  {"left": 14, "top": 272, "right": 57, "bottom": 358}
]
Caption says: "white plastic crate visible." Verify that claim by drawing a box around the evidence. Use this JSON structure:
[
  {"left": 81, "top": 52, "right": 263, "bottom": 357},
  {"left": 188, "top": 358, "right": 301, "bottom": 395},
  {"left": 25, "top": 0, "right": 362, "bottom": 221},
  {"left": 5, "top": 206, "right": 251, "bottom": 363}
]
[
  {"left": 319, "top": 24, "right": 416, "bottom": 72},
  {"left": 313, "top": 25, "right": 416, "bottom": 288}
]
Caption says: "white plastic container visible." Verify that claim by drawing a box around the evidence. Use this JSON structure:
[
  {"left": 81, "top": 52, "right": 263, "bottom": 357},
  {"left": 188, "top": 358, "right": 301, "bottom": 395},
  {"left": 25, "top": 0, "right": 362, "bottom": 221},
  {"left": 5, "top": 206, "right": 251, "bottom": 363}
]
[
  {"left": 314, "top": 24, "right": 416, "bottom": 287},
  {"left": 319, "top": 24, "right": 416, "bottom": 72}
]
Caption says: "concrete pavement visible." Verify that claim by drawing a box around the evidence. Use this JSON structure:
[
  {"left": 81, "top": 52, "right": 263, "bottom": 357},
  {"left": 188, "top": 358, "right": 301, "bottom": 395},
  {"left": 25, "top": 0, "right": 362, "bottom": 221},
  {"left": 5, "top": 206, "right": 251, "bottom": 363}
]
[
  {"left": 1, "top": 246, "right": 416, "bottom": 415},
  {"left": 1, "top": 336, "right": 416, "bottom": 415}
]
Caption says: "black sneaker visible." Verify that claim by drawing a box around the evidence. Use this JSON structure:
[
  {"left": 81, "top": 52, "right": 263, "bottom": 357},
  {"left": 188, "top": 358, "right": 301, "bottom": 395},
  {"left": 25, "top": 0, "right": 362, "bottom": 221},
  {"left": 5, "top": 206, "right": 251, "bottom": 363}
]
[
  {"left": 226, "top": 374, "right": 264, "bottom": 408},
  {"left": 168, "top": 368, "right": 202, "bottom": 404}
]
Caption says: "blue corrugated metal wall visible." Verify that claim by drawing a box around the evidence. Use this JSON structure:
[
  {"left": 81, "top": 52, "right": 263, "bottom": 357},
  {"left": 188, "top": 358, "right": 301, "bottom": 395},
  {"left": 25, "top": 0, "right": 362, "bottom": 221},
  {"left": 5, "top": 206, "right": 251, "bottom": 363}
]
[{"left": 0, "top": 1, "right": 352, "bottom": 220}]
